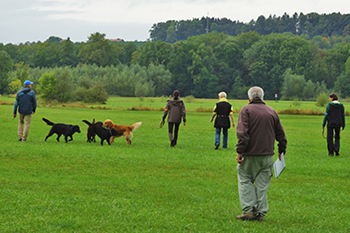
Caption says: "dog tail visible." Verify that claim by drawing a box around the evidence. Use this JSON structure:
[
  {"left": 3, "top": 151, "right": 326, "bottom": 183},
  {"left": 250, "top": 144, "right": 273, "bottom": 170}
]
[
  {"left": 42, "top": 118, "right": 54, "bottom": 126},
  {"left": 131, "top": 122, "right": 142, "bottom": 131},
  {"left": 82, "top": 120, "right": 92, "bottom": 126}
]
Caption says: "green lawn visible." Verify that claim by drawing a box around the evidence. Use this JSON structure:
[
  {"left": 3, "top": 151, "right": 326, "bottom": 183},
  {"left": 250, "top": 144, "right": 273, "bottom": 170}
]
[{"left": 1, "top": 98, "right": 349, "bottom": 232}]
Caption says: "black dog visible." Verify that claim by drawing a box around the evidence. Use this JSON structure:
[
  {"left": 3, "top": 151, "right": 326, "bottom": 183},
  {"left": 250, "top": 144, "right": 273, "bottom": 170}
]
[
  {"left": 43, "top": 118, "right": 81, "bottom": 143},
  {"left": 84, "top": 118, "right": 98, "bottom": 143},
  {"left": 82, "top": 120, "right": 121, "bottom": 145}
]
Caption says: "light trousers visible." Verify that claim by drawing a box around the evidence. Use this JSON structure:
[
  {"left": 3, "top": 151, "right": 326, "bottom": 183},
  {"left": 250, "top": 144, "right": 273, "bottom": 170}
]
[
  {"left": 237, "top": 155, "right": 273, "bottom": 217},
  {"left": 18, "top": 113, "right": 32, "bottom": 141}
]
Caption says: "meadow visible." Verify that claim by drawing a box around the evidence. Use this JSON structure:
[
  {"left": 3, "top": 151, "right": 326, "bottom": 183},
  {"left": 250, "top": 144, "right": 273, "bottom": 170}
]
[{"left": 0, "top": 96, "right": 349, "bottom": 232}]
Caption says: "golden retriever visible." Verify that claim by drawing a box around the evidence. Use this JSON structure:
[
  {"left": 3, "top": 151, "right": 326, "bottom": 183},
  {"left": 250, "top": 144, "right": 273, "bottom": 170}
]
[{"left": 103, "top": 119, "right": 142, "bottom": 145}]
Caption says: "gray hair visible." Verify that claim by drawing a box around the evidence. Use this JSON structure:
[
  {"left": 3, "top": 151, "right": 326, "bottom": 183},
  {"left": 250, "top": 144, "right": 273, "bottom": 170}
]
[
  {"left": 248, "top": 86, "right": 264, "bottom": 100},
  {"left": 218, "top": 91, "right": 227, "bottom": 98}
]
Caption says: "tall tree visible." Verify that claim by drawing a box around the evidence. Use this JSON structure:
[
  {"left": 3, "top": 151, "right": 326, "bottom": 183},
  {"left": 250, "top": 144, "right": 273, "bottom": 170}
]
[{"left": 0, "top": 51, "right": 14, "bottom": 94}]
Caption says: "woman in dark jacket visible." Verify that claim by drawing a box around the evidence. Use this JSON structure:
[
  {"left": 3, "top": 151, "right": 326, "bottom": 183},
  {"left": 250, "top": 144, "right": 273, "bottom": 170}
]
[{"left": 161, "top": 90, "right": 186, "bottom": 146}]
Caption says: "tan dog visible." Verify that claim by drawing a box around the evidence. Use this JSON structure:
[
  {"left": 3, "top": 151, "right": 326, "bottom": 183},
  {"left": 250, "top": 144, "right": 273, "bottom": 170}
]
[{"left": 103, "top": 119, "right": 142, "bottom": 145}]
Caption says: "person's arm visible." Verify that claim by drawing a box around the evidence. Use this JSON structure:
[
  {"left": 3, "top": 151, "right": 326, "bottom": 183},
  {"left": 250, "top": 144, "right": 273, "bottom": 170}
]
[
  {"left": 13, "top": 97, "right": 19, "bottom": 117},
  {"left": 275, "top": 113, "right": 287, "bottom": 156},
  {"left": 161, "top": 102, "right": 170, "bottom": 122},
  {"left": 342, "top": 104, "right": 345, "bottom": 130},
  {"left": 322, "top": 103, "right": 330, "bottom": 128},
  {"left": 230, "top": 109, "right": 235, "bottom": 127},
  {"left": 236, "top": 107, "right": 250, "bottom": 154},
  {"left": 181, "top": 101, "right": 186, "bottom": 126},
  {"left": 32, "top": 92, "right": 37, "bottom": 114},
  {"left": 210, "top": 112, "right": 216, "bottom": 122}
]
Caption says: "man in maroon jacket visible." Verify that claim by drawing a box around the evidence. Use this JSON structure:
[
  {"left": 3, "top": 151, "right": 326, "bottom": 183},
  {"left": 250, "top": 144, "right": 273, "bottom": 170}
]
[{"left": 235, "top": 86, "right": 287, "bottom": 222}]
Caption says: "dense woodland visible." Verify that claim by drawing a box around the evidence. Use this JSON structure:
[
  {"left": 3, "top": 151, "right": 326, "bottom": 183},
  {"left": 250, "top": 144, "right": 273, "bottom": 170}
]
[{"left": 1, "top": 12, "right": 350, "bottom": 102}]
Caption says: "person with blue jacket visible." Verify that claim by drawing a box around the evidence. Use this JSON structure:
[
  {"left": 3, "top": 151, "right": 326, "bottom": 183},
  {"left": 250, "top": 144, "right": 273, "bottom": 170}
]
[
  {"left": 322, "top": 93, "right": 345, "bottom": 156},
  {"left": 13, "top": 80, "right": 37, "bottom": 142}
]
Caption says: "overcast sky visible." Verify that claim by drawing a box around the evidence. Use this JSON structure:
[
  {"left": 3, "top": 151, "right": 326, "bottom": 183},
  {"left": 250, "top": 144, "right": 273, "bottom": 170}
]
[{"left": 0, "top": 0, "right": 349, "bottom": 44}]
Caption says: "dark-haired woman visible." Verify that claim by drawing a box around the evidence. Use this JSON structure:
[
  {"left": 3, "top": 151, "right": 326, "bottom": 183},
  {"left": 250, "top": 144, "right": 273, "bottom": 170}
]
[
  {"left": 161, "top": 90, "right": 186, "bottom": 147},
  {"left": 322, "top": 93, "right": 345, "bottom": 156}
]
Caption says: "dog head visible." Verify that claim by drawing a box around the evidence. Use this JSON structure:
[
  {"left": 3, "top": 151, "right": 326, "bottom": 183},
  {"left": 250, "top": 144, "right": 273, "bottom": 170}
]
[
  {"left": 110, "top": 128, "right": 121, "bottom": 136},
  {"left": 72, "top": 125, "right": 81, "bottom": 133},
  {"left": 103, "top": 119, "right": 114, "bottom": 129}
]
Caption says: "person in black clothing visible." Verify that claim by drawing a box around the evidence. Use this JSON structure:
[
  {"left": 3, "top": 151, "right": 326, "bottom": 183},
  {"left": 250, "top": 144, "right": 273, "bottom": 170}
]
[
  {"left": 322, "top": 93, "right": 345, "bottom": 156},
  {"left": 210, "top": 92, "right": 235, "bottom": 149}
]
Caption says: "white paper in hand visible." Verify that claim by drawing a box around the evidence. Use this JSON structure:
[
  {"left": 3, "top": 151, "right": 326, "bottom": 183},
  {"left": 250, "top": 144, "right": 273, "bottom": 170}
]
[{"left": 273, "top": 153, "right": 285, "bottom": 178}]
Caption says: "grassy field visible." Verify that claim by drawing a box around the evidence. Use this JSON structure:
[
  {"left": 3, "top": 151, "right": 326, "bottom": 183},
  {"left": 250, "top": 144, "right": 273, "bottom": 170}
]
[{"left": 1, "top": 97, "right": 349, "bottom": 232}]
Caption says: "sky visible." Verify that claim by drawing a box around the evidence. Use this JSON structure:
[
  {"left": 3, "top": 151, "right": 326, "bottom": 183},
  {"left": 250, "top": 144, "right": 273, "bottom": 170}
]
[{"left": 0, "top": 0, "right": 349, "bottom": 44}]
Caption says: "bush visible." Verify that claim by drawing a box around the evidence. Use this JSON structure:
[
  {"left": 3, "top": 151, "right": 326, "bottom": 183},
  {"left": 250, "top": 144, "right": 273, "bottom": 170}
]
[{"left": 315, "top": 93, "right": 328, "bottom": 107}]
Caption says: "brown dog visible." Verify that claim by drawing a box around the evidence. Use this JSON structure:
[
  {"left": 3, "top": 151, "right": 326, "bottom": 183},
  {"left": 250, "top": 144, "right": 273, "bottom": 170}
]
[{"left": 103, "top": 119, "right": 142, "bottom": 145}]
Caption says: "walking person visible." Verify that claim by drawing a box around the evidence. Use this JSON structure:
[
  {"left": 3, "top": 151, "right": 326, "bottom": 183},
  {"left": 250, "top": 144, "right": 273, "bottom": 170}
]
[
  {"left": 235, "top": 86, "right": 287, "bottom": 221},
  {"left": 322, "top": 93, "right": 345, "bottom": 156},
  {"left": 210, "top": 91, "right": 235, "bottom": 149},
  {"left": 13, "top": 80, "right": 37, "bottom": 142},
  {"left": 161, "top": 90, "right": 186, "bottom": 147}
]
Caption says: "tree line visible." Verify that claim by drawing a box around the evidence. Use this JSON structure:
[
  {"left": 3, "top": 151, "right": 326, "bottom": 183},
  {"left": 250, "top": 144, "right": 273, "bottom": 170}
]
[
  {"left": 150, "top": 12, "right": 350, "bottom": 44},
  {"left": 1, "top": 29, "right": 350, "bottom": 102}
]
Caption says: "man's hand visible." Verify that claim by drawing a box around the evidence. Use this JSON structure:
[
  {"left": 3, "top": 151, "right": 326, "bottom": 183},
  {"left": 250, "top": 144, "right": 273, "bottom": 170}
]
[
  {"left": 232, "top": 122, "right": 235, "bottom": 128},
  {"left": 13, "top": 114, "right": 16, "bottom": 118},
  {"left": 278, "top": 152, "right": 286, "bottom": 161},
  {"left": 184, "top": 122, "right": 186, "bottom": 126},
  {"left": 236, "top": 153, "right": 243, "bottom": 164}
]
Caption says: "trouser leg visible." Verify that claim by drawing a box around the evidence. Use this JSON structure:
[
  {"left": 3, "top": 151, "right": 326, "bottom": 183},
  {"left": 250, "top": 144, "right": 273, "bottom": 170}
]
[
  {"left": 168, "top": 122, "right": 174, "bottom": 141},
  {"left": 237, "top": 158, "right": 257, "bottom": 214},
  {"left": 18, "top": 113, "right": 25, "bottom": 139},
  {"left": 254, "top": 156, "right": 273, "bottom": 217},
  {"left": 215, "top": 128, "right": 221, "bottom": 146},
  {"left": 222, "top": 128, "right": 228, "bottom": 148},
  {"left": 237, "top": 155, "right": 273, "bottom": 216},
  {"left": 22, "top": 114, "right": 32, "bottom": 141},
  {"left": 327, "top": 126, "right": 334, "bottom": 155},
  {"left": 173, "top": 123, "right": 180, "bottom": 145},
  {"left": 334, "top": 127, "right": 340, "bottom": 153}
]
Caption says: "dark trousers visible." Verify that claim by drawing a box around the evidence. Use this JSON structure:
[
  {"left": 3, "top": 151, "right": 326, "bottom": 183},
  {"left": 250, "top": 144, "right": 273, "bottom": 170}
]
[
  {"left": 327, "top": 126, "right": 340, "bottom": 155},
  {"left": 168, "top": 122, "right": 180, "bottom": 145}
]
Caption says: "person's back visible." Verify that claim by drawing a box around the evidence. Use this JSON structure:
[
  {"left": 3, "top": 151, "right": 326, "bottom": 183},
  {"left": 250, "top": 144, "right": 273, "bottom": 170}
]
[
  {"left": 167, "top": 99, "right": 184, "bottom": 123},
  {"left": 237, "top": 99, "right": 284, "bottom": 156},
  {"left": 16, "top": 87, "right": 36, "bottom": 115}
]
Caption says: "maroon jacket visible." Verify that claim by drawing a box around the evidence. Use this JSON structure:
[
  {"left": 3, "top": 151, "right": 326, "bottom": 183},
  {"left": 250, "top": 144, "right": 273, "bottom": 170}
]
[{"left": 236, "top": 98, "right": 287, "bottom": 156}]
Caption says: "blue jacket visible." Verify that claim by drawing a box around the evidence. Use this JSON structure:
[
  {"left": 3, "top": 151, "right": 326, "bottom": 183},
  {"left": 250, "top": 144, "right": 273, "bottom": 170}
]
[{"left": 13, "top": 87, "right": 37, "bottom": 115}]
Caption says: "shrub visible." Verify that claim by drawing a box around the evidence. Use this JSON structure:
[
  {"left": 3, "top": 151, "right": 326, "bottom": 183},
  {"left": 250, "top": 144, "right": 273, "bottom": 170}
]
[{"left": 315, "top": 93, "right": 328, "bottom": 107}]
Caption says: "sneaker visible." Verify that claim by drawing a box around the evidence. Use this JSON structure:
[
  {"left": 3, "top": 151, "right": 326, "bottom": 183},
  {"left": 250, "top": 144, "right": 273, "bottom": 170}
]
[
  {"left": 170, "top": 139, "right": 175, "bottom": 147},
  {"left": 236, "top": 212, "right": 256, "bottom": 221},
  {"left": 215, "top": 144, "right": 219, "bottom": 150},
  {"left": 328, "top": 153, "right": 334, "bottom": 156},
  {"left": 335, "top": 151, "right": 339, "bottom": 156},
  {"left": 18, "top": 138, "right": 22, "bottom": 141}
]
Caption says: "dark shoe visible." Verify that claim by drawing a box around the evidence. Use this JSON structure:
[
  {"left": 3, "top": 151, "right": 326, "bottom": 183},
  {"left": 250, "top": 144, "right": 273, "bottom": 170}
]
[
  {"left": 236, "top": 212, "right": 256, "bottom": 221},
  {"left": 215, "top": 144, "right": 219, "bottom": 150},
  {"left": 328, "top": 153, "right": 334, "bottom": 156},
  {"left": 335, "top": 151, "right": 339, "bottom": 156},
  {"left": 170, "top": 139, "right": 175, "bottom": 147},
  {"left": 255, "top": 214, "right": 264, "bottom": 222},
  {"left": 18, "top": 138, "right": 22, "bottom": 141}
]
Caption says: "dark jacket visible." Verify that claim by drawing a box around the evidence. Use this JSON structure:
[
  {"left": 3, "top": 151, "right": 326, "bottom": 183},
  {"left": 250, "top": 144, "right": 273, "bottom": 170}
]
[
  {"left": 213, "top": 98, "right": 232, "bottom": 128},
  {"left": 236, "top": 98, "right": 287, "bottom": 156},
  {"left": 162, "top": 98, "right": 186, "bottom": 123},
  {"left": 13, "top": 87, "right": 37, "bottom": 115},
  {"left": 322, "top": 101, "right": 345, "bottom": 128}
]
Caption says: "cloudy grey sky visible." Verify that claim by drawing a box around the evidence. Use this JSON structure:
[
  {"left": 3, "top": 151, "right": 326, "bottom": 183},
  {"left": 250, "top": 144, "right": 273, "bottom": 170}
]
[{"left": 0, "top": 0, "right": 349, "bottom": 44}]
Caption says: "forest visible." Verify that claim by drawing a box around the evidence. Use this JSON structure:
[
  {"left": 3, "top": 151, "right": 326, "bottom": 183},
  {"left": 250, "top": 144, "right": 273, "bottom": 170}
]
[{"left": 1, "top": 12, "right": 350, "bottom": 102}]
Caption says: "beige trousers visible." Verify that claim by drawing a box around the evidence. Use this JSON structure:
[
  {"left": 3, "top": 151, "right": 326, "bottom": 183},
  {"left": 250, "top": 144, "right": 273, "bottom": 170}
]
[{"left": 18, "top": 113, "right": 32, "bottom": 141}]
